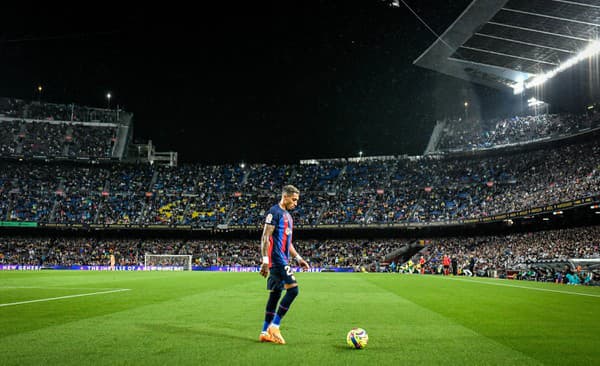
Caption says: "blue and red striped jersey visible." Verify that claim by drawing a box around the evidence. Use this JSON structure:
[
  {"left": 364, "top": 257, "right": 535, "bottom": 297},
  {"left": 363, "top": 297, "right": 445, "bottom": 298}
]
[{"left": 264, "top": 204, "right": 293, "bottom": 267}]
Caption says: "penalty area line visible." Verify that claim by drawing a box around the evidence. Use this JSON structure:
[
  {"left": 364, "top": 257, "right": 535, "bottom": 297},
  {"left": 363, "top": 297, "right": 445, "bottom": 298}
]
[
  {"left": 0, "top": 288, "right": 131, "bottom": 307},
  {"left": 435, "top": 277, "right": 600, "bottom": 298}
]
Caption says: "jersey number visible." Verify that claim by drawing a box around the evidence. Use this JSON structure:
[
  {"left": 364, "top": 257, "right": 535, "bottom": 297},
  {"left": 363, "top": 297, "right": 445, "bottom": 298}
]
[{"left": 284, "top": 265, "right": 296, "bottom": 280}]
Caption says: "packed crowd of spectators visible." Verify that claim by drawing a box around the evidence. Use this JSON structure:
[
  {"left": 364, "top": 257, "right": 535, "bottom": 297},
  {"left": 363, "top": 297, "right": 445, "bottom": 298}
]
[
  {"left": 412, "top": 226, "right": 600, "bottom": 277},
  {"left": 67, "top": 125, "right": 116, "bottom": 158},
  {"left": 2, "top": 97, "right": 600, "bottom": 225},
  {"left": 437, "top": 112, "right": 600, "bottom": 151},
  {"left": 0, "top": 120, "right": 20, "bottom": 155},
  {"left": 1, "top": 227, "right": 598, "bottom": 280},
  {"left": 0, "top": 236, "right": 406, "bottom": 268},
  {"left": 0, "top": 120, "right": 117, "bottom": 159},
  {"left": 1, "top": 135, "right": 600, "bottom": 226},
  {"left": 21, "top": 122, "right": 66, "bottom": 156},
  {"left": 0, "top": 97, "right": 120, "bottom": 123},
  {"left": 0, "top": 164, "right": 56, "bottom": 221},
  {"left": 0, "top": 98, "right": 120, "bottom": 159}
]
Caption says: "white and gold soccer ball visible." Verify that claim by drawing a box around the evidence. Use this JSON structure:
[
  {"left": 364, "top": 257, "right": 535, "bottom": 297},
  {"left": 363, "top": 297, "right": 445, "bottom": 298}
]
[{"left": 346, "top": 327, "right": 368, "bottom": 349}]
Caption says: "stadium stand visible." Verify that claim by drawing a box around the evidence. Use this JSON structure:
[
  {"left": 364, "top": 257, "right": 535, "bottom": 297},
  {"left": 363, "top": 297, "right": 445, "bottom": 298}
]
[
  {"left": 412, "top": 226, "right": 600, "bottom": 275},
  {"left": 1, "top": 131, "right": 599, "bottom": 226},
  {"left": 0, "top": 95, "right": 598, "bottom": 285},
  {"left": 0, "top": 226, "right": 597, "bottom": 284},
  {"left": 0, "top": 97, "right": 131, "bottom": 160},
  {"left": 434, "top": 112, "right": 600, "bottom": 152}
]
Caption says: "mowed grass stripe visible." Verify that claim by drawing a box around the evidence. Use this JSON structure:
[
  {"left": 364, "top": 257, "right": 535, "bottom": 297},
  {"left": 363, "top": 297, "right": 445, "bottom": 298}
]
[
  {"left": 2, "top": 272, "right": 543, "bottom": 366},
  {"left": 0, "top": 271, "right": 259, "bottom": 339},
  {"left": 367, "top": 274, "right": 600, "bottom": 365},
  {"left": 0, "top": 270, "right": 180, "bottom": 290},
  {"left": 297, "top": 273, "right": 542, "bottom": 366},
  {"left": 1, "top": 274, "right": 268, "bottom": 365}
]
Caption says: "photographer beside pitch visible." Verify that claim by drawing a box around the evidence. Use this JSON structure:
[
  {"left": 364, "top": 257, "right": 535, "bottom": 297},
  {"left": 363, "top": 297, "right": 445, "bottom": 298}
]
[{"left": 258, "top": 185, "right": 310, "bottom": 345}]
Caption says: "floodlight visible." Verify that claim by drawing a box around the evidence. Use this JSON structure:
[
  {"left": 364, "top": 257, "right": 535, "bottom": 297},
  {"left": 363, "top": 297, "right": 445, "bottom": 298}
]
[{"left": 513, "top": 40, "right": 600, "bottom": 94}]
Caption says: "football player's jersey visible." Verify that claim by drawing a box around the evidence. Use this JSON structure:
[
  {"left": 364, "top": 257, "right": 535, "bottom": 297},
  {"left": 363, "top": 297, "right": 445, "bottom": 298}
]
[{"left": 264, "top": 204, "right": 293, "bottom": 267}]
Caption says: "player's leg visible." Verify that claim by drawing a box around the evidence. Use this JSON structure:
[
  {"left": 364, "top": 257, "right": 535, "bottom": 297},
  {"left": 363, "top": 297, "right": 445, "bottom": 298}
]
[
  {"left": 261, "top": 290, "right": 282, "bottom": 336},
  {"left": 260, "top": 269, "right": 283, "bottom": 342},
  {"left": 271, "top": 283, "right": 299, "bottom": 327},
  {"left": 267, "top": 283, "right": 297, "bottom": 345},
  {"left": 267, "top": 266, "right": 298, "bottom": 344},
  {"left": 267, "top": 266, "right": 299, "bottom": 344}
]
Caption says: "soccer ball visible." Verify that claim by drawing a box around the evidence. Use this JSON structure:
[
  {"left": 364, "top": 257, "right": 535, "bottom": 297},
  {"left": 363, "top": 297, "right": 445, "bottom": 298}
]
[{"left": 346, "top": 327, "right": 368, "bottom": 349}]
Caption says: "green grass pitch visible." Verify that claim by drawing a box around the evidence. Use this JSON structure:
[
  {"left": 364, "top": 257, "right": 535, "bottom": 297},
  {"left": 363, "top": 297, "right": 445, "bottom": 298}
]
[{"left": 1, "top": 271, "right": 599, "bottom": 365}]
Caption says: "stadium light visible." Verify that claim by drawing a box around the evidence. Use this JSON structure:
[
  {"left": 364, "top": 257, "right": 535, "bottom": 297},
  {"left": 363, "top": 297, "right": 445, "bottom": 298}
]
[
  {"left": 240, "top": 162, "right": 246, "bottom": 169},
  {"left": 359, "top": 151, "right": 363, "bottom": 157},
  {"left": 513, "top": 40, "right": 600, "bottom": 95},
  {"left": 527, "top": 98, "right": 544, "bottom": 108},
  {"left": 106, "top": 92, "right": 112, "bottom": 109}
]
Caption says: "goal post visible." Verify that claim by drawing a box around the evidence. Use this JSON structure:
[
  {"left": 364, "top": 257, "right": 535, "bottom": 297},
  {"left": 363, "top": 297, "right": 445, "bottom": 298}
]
[{"left": 144, "top": 254, "right": 192, "bottom": 271}]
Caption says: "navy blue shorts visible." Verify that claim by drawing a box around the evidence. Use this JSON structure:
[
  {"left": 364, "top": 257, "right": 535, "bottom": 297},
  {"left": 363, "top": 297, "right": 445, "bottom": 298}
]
[{"left": 267, "top": 265, "right": 297, "bottom": 291}]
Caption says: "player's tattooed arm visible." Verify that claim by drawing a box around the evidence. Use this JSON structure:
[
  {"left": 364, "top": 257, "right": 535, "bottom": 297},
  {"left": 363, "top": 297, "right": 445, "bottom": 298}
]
[
  {"left": 260, "top": 224, "right": 275, "bottom": 277},
  {"left": 261, "top": 224, "right": 275, "bottom": 258}
]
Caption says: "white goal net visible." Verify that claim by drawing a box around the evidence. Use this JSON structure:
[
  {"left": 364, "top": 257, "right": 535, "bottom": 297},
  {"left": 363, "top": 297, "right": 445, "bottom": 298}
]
[{"left": 144, "top": 254, "right": 192, "bottom": 271}]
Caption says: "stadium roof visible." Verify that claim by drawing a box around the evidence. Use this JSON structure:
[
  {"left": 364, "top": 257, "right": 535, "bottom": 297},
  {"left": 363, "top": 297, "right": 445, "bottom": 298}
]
[{"left": 414, "top": 0, "right": 600, "bottom": 92}]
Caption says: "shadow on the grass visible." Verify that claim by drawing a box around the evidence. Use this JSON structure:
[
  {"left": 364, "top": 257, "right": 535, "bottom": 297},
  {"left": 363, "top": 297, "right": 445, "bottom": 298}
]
[
  {"left": 137, "top": 323, "right": 252, "bottom": 343},
  {"left": 333, "top": 344, "right": 358, "bottom": 352}
]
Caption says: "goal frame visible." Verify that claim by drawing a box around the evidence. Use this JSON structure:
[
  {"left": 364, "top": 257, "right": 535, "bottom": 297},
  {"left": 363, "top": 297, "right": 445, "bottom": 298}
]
[{"left": 144, "top": 254, "right": 192, "bottom": 271}]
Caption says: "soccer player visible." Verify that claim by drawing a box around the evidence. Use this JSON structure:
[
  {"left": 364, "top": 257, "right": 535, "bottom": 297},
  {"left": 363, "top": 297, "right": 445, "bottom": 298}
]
[
  {"left": 442, "top": 254, "right": 450, "bottom": 276},
  {"left": 259, "top": 185, "right": 310, "bottom": 345},
  {"left": 109, "top": 249, "right": 116, "bottom": 271}
]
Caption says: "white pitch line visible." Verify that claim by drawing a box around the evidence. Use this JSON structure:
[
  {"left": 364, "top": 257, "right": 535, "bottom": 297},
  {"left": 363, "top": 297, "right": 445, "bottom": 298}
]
[
  {"left": 0, "top": 286, "right": 129, "bottom": 290},
  {"left": 0, "top": 288, "right": 131, "bottom": 307},
  {"left": 436, "top": 277, "right": 600, "bottom": 298}
]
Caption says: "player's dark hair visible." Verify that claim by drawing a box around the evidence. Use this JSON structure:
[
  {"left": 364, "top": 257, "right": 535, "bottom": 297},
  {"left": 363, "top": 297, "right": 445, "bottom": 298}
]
[{"left": 282, "top": 185, "right": 300, "bottom": 196}]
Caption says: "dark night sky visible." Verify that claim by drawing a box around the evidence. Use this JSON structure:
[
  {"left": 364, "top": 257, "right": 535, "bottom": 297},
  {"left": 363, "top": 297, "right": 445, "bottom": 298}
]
[{"left": 0, "top": 1, "right": 528, "bottom": 163}]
